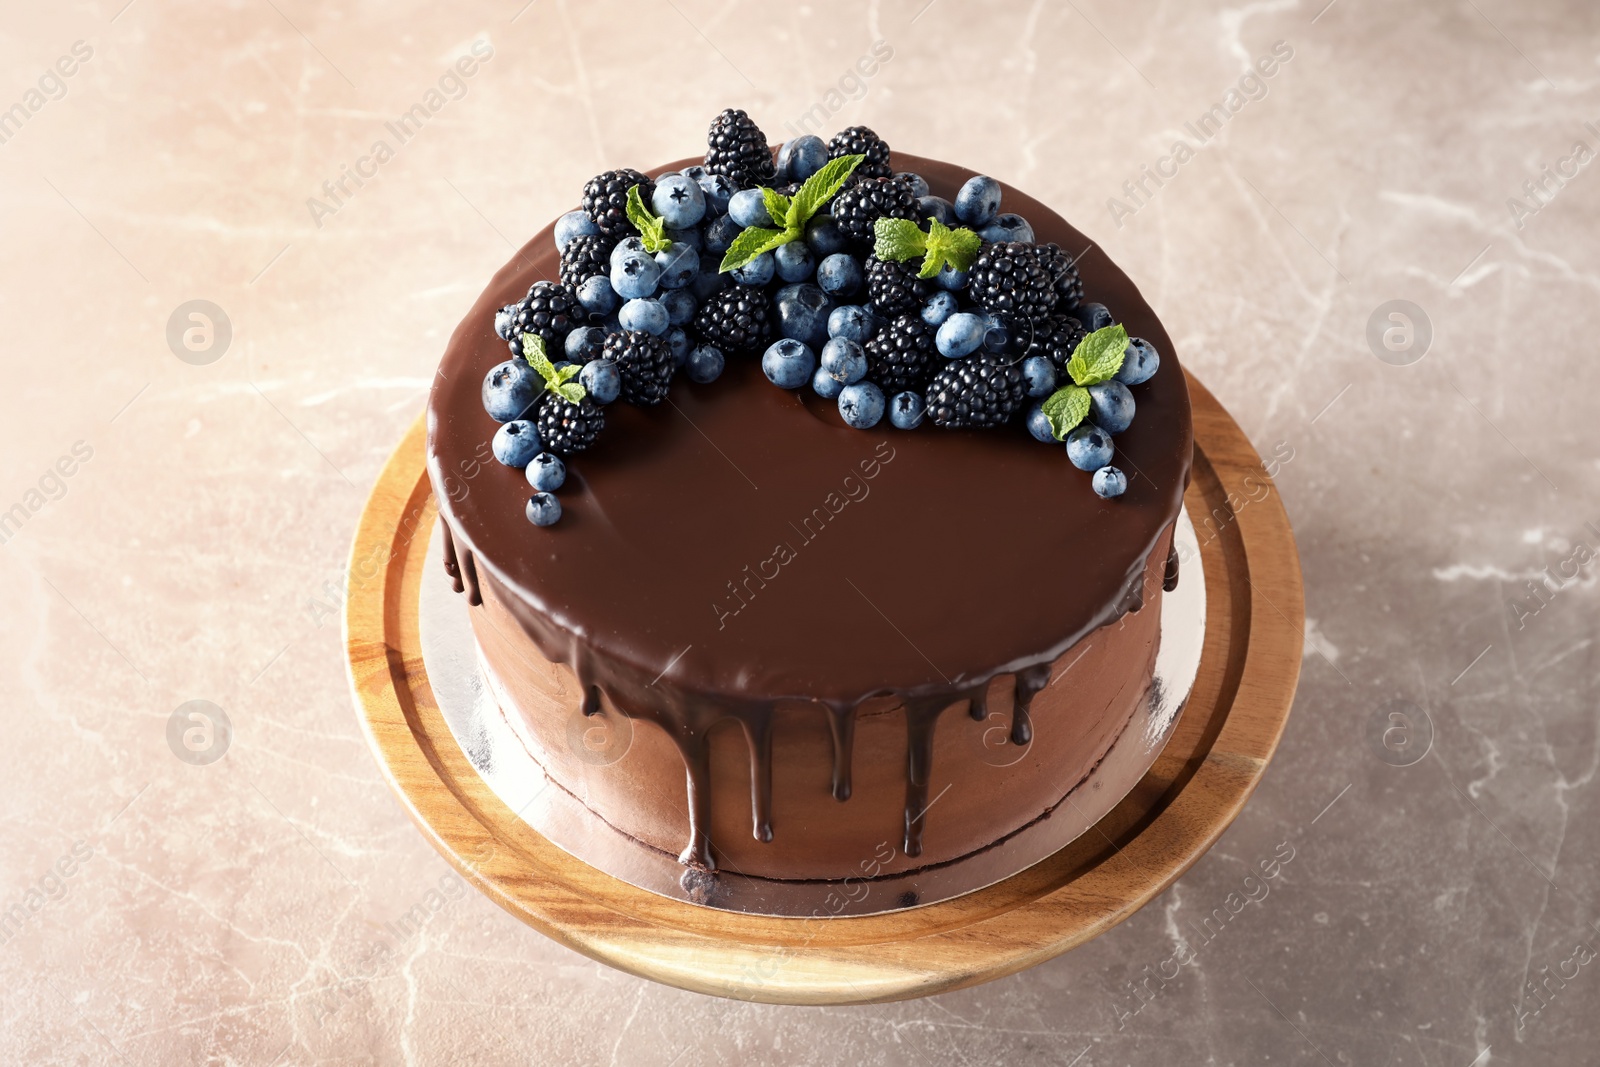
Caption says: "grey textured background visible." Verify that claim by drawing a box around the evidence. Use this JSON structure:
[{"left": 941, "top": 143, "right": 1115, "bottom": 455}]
[{"left": 0, "top": 0, "right": 1595, "bottom": 1063}]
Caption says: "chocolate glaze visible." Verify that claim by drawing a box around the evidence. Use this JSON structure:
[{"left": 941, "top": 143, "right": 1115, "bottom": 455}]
[
  {"left": 1164, "top": 541, "right": 1182, "bottom": 592},
  {"left": 426, "top": 154, "right": 1193, "bottom": 872}
]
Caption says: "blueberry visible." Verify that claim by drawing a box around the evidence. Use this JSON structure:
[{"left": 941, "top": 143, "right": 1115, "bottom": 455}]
[
  {"left": 494, "top": 303, "right": 518, "bottom": 341},
  {"left": 811, "top": 366, "right": 844, "bottom": 399},
  {"left": 895, "top": 172, "right": 930, "bottom": 198},
  {"left": 1022, "top": 355, "right": 1057, "bottom": 397},
  {"left": 1025, "top": 403, "right": 1055, "bottom": 444},
  {"left": 936, "top": 263, "right": 968, "bottom": 292},
  {"left": 889, "top": 390, "right": 925, "bottom": 429},
  {"left": 1116, "top": 337, "right": 1160, "bottom": 385},
  {"left": 688, "top": 167, "right": 735, "bottom": 216},
  {"left": 665, "top": 226, "right": 704, "bottom": 251},
  {"left": 690, "top": 268, "right": 729, "bottom": 301},
  {"left": 762, "top": 338, "right": 816, "bottom": 390},
  {"left": 935, "top": 312, "right": 986, "bottom": 359},
  {"left": 492, "top": 419, "right": 542, "bottom": 467},
  {"left": 611, "top": 251, "right": 661, "bottom": 300},
  {"left": 482, "top": 360, "right": 539, "bottom": 422},
  {"left": 526, "top": 452, "right": 566, "bottom": 492},
  {"left": 838, "top": 381, "right": 886, "bottom": 429},
  {"left": 555, "top": 210, "right": 598, "bottom": 252},
  {"left": 774, "top": 241, "right": 816, "bottom": 283},
  {"left": 921, "top": 291, "right": 960, "bottom": 329},
  {"left": 666, "top": 326, "right": 690, "bottom": 366},
  {"left": 565, "top": 325, "right": 606, "bottom": 362},
  {"left": 579, "top": 359, "right": 621, "bottom": 404},
  {"left": 526, "top": 492, "right": 562, "bottom": 526},
  {"left": 828, "top": 304, "right": 877, "bottom": 344},
  {"left": 609, "top": 236, "right": 648, "bottom": 268},
  {"left": 980, "top": 311, "right": 1017, "bottom": 354},
  {"left": 820, "top": 337, "right": 867, "bottom": 384},
  {"left": 619, "top": 297, "right": 669, "bottom": 336},
  {"left": 732, "top": 251, "right": 775, "bottom": 287},
  {"left": 652, "top": 174, "right": 707, "bottom": 229},
  {"left": 816, "top": 253, "right": 863, "bottom": 297},
  {"left": 686, "top": 344, "right": 725, "bottom": 384},
  {"left": 978, "top": 213, "right": 1034, "bottom": 244},
  {"left": 703, "top": 215, "right": 741, "bottom": 254},
  {"left": 955, "top": 175, "right": 1002, "bottom": 226},
  {"left": 1092, "top": 466, "right": 1128, "bottom": 499},
  {"left": 777, "top": 135, "right": 828, "bottom": 181},
  {"left": 660, "top": 288, "right": 697, "bottom": 326},
  {"left": 1087, "top": 380, "right": 1136, "bottom": 433},
  {"left": 805, "top": 214, "right": 849, "bottom": 257},
  {"left": 729, "top": 188, "right": 776, "bottom": 228},
  {"left": 774, "top": 283, "right": 834, "bottom": 349},
  {"left": 1066, "top": 424, "right": 1114, "bottom": 471},
  {"left": 656, "top": 243, "right": 700, "bottom": 290},
  {"left": 576, "top": 275, "right": 619, "bottom": 316},
  {"left": 918, "top": 195, "right": 957, "bottom": 227},
  {"left": 1074, "top": 302, "right": 1114, "bottom": 331}
]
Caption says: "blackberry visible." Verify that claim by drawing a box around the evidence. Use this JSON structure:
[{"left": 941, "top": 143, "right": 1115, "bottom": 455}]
[
  {"left": 827, "top": 125, "right": 892, "bottom": 181},
  {"left": 925, "top": 353, "right": 1027, "bottom": 428},
  {"left": 704, "top": 108, "right": 775, "bottom": 189},
  {"left": 967, "top": 242, "right": 1058, "bottom": 322},
  {"left": 1038, "top": 242, "right": 1084, "bottom": 309},
  {"left": 865, "top": 256, "right": 931, "bottom": 315},
  {"left": 536, "top": 392, "right": 605, "bottom": 455},
  {"left": 1025, "top": 313, "right": 1088, "bottom": 374},
  {"left": 582, "top": 168, "right": 654, "bottom": 236},
  {"left": 692, "top": 286, "right": 771, "bottom": 355},
  {"left": 604, "top": 329, "right": 674, "bottom": 406},
  {"left": 829, "top": 177, "right": 919, "bottom": 246},
  {"left": 865, "top": 313, "right": 939, "bottom": 395},
  {"left": 560, "top": 232, "right": 616, "bottom": 289},
  {"left": 506, "top": 281, "right": 581, "bottom": 358}
]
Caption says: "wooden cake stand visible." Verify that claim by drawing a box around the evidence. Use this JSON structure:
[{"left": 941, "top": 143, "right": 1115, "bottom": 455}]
[{"left": 345, "top": 371, "right": 1303, "bottom": 1005}]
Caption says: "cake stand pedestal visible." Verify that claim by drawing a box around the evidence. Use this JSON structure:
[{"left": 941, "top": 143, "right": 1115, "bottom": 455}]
[{"left": 345, "top": 371, "right": 1303, "bottom": 1005}]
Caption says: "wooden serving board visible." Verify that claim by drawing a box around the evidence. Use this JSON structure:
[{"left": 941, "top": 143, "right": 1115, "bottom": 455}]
[{"left": 345, "top": 371, "right": 1303, "bottom": 1005}]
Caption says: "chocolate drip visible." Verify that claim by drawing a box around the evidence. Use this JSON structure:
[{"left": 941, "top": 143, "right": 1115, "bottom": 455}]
[
  {"left": 459, "top": 545, "right": 482, "bottom": 606},
  {"left": 968, "top": 686, "right": 989, "bottom": 722},
  {"left": 1011, "top": 665, "right": 1052, "bottom": 747},
  {"left": 826, "top": 705, "right": 856, "bottom": 802},
  {"left": 741, "top": 714, "right": 774, "bottom": 842},
  {"left": 581, "top": 685, "right": 602, "bottom": 717},
  {"left": 440, "top": 521, "right": 464, "bottom": 594},
  {"left": 902, "top": 697, "right": 948, "bottom": 858},
  {"left": 678, "top": 733, "right": 715, "bottom": 870},
  {"left": 1163, "top": 542, "right": 1181, "bottom": 592}
]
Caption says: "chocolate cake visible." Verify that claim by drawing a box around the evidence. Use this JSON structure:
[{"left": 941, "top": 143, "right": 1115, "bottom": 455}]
[{"left": 425, "top": 113, "right": 1192, "bottom": 898}]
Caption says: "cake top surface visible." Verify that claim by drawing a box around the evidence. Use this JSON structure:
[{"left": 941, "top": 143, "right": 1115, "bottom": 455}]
[{"left": 428, "top": 150, "right": 1192, "bottom": 711}]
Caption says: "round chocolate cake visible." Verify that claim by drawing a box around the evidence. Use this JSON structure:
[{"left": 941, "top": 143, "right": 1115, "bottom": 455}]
[{"left": 426, "top": 115, "right": 1192, "bottom": 898}]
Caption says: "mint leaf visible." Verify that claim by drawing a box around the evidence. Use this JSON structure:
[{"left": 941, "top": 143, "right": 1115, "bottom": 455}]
[
  {"left": 523, "top": 334, "right": 587, "bottom": 403},
  {"left": 787, "top": 154, "right": 863, "bottom": 227},
  {"left": 874, "top": 217, "right": 928, "bottom": 263},
  {"left": 761, "top": 187, "right": 791, "bottom": 228},
  {"left": 719, "top": 225, "right": 794, "bottom": 273},
  {"left": 1066, "top": 324, "right": 1129, "bottom": 386},
  {"left": 942, "top": 226, "right": 982, "bottom": 272},
  {"left": 626, "top": 184, "right": 672, "bottom": 253},
  {"left": 915, "top": 217, "right": 983, "bottom": 278},
  {"left": 1041, "top": 384, "right": 1091, "bottom": 440}
]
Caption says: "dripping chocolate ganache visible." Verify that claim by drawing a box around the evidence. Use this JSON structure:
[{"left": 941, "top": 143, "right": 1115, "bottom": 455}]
[{"left": 426, "top": 118, "right": 1191, "bottom": 886}]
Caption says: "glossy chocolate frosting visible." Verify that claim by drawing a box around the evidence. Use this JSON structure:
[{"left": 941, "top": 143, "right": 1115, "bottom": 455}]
[{"left": 427, "top": 153, "right": 1193, "bottom": 870}]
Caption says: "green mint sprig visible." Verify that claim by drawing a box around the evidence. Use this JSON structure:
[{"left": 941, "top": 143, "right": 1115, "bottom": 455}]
[
  {"left": 1040, "top": 324, "right": 1129, "bottom": 440},
  {"left": 873, "top": 216, "right": 983, "bottom": 279},
  {"left": 625, "top": 184, "right": 673, "bottom": 254},
  {"left": 523, "top": 333, "right": 587, "bottom": 404},
  {"left": 719, "top": 154, "right": 864, "bottom": 273}
]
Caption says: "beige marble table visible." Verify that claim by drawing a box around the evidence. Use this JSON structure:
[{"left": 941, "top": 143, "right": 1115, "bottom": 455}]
[{"left": 2, "top": 0, "right": 1596, "bottom": 1063}]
